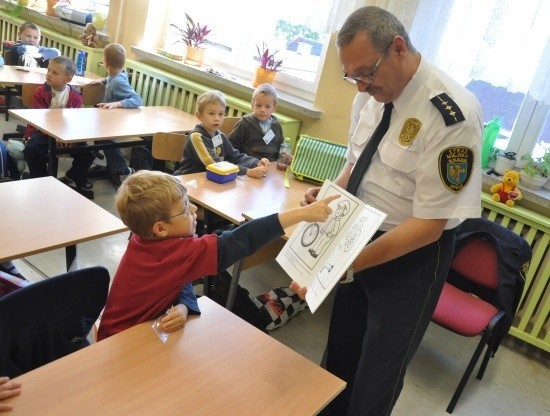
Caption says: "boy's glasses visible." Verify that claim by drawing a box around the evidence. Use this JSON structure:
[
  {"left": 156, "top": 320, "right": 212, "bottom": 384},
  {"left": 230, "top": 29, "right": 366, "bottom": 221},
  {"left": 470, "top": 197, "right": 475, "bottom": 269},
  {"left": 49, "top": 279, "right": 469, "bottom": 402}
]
[{"left": 169, "top": 198, "right": 190, "bottom": 219}]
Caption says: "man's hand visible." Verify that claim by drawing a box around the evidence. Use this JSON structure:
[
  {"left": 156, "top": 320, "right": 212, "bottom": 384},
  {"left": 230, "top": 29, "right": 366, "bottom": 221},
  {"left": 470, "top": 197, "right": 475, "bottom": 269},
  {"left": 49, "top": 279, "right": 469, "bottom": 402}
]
[
  {"left": 301, "top": 186, "right": 321, "bottom": 206},
  {"left": 290, "top": 281, "right": 307, "bottom": 300}
]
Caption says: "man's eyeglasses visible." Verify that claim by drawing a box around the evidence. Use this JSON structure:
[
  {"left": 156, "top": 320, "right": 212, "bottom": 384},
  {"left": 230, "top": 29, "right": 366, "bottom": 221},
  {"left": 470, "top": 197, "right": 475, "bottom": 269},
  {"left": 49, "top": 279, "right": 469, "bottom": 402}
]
[
  {"left": 169, "top": 197, "right": 190, "bottom": 219},
  {"left": 343, "top": 40, "right": 394, "bottom": 85}
]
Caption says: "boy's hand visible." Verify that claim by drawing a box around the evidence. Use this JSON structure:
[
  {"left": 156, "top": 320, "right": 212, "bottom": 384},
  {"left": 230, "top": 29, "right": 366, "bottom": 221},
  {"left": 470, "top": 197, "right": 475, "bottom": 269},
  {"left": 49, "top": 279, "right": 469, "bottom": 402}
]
[
  {"left": 258, "top": 158, "right": 270, "bottom": 167},
  {"left": 97, "top": 102, "right": 121, "bottom": 109},
  {"left": 290, "top": 281, "right": 307, "bottom": 300},
  {"left": 0, "top": 376, "right": 22, "bottom": 412},
  {"left": 302, "top": 194, "right": 340, "bottom": 222},
  {"left": 87, "top": 79, "right": 104, "bottom": 85},
  {"left": 247, "top": 165, "right": 268, "bottom": 179},
  {"left": 161, "top": 304, "right": 188, "bottom": 333}
]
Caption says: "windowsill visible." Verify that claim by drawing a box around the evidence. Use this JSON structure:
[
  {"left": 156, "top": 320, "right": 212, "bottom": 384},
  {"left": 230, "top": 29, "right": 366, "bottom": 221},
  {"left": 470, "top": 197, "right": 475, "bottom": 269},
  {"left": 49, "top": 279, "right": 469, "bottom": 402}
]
[
  {"left": 482, "top": 169, "right": 549, "bottom": 217},
  {"left": 131, "top": 46, "right": 323, "bottom": 120},
  {"left": 0, "top": 1, "right": 109, "bottom": 43}
]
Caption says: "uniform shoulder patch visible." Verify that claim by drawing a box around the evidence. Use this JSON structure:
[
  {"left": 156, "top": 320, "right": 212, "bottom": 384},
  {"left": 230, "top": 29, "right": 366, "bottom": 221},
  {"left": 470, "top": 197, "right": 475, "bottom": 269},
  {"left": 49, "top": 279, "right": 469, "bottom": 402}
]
[
  {"left": 430, "top": 93, "right": 465, "bottom": 126},
  {"left": 439, "top": 146, "right": 473, "bottom": 193}
]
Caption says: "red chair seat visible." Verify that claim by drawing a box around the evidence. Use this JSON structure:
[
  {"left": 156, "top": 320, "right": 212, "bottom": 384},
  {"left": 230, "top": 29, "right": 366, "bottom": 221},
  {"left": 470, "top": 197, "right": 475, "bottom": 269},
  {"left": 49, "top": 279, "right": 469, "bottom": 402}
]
[{"left": 432, "top": 283, "right": 499, "bottom": 336}]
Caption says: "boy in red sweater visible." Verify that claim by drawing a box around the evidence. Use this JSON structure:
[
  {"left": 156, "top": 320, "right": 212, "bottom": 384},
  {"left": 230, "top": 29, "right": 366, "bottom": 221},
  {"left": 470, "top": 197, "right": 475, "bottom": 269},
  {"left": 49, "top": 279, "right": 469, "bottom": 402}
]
[{"left": 98, "top": 170, "right": 337, "bottom": 340}]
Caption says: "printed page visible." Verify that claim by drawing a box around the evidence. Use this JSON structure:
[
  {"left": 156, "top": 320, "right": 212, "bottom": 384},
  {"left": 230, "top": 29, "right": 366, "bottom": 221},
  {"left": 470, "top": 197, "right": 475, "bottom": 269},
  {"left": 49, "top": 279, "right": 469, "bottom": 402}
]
[{"left": 276, "top": 181, "right": 386, "bottom": 312}]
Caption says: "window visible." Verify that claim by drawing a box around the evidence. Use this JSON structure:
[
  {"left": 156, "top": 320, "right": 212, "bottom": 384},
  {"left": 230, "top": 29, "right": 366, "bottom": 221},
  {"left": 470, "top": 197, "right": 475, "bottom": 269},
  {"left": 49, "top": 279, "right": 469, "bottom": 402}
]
[
  {"left": 410, "top": 0, "right": 550, "bottom": 158},
  {"left": 161, "top": 0, "right": 358, "bottom": 97}
]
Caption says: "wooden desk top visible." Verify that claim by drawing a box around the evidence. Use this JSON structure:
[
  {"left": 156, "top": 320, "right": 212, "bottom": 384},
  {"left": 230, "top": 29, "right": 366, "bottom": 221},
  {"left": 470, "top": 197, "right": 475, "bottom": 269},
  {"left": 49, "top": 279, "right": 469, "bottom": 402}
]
[
  {"left": 0, "top": 177, "right": 127, "bottom": 263},
  {"left": 9, "top": 106, "right": 199, "bottom": 143},
  {"left": 181, "top": 164, "right": 312, "bottom": 238},
  {"left": 6, "top": 296, "right": 345, "bottom": 415},
  {"left": 0, "top": 65, "right": 99, "bottom": 86}
]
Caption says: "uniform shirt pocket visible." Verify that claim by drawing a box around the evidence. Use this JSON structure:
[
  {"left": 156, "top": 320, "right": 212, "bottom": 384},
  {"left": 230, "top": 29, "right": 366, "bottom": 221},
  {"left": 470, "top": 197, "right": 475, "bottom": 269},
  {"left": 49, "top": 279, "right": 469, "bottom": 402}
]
[{"left": 376, "top": 139, "right": 420, "bottom": 199}]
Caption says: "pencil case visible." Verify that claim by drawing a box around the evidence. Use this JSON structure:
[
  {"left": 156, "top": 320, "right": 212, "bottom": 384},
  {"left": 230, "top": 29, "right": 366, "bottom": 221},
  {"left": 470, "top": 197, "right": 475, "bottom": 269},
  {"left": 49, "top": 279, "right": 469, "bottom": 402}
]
[
  {"left": 290, "top": 135, "right": 347, "bottom": 184},
  {"left": 206, "top": 161, "right": 239, "bottom": 183}
]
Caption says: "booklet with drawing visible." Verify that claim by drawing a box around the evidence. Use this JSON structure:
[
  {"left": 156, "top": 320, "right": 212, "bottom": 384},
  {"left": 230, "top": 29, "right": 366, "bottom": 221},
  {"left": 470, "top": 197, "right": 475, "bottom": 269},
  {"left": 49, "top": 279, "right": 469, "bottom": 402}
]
[{"left": 276, "top": 180, "right": 387, "bottom": 313}]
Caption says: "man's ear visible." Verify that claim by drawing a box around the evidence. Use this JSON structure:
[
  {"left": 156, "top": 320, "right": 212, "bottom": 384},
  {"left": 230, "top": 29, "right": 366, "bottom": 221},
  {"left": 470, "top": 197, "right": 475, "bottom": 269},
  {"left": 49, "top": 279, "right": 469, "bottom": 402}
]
[{"left": 152, "top": 220, "right": 169, "bottom": 238}]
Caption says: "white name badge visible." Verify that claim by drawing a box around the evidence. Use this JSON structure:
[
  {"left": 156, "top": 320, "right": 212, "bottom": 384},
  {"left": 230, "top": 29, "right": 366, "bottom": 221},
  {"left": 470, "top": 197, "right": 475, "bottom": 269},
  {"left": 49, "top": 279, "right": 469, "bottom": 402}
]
[
  {"left": 263, "top": 129, "right": 275, "bottom": 144},
  {"left": 212, "top": 134, "right": 223, "bottom": 148}
]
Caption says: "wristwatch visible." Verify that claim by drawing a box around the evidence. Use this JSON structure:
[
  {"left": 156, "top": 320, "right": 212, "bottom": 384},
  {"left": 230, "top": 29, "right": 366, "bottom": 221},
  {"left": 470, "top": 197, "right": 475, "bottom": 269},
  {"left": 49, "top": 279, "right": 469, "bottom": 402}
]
[{"left": 340, "top": 265, "right": 355, "bottom": 284}]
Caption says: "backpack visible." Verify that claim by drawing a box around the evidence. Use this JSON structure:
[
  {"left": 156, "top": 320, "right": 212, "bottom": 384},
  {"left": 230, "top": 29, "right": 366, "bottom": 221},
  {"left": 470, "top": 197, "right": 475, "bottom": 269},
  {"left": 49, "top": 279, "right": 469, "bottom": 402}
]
[
  {"left": 206, "top": 271, "right": 265, "bottom": 331},
  {"left": 0, "top": 140, "right": 22, "bottom": 181},
  {"left": 0, "top": 140, "right": 11, "bottom": 182}
]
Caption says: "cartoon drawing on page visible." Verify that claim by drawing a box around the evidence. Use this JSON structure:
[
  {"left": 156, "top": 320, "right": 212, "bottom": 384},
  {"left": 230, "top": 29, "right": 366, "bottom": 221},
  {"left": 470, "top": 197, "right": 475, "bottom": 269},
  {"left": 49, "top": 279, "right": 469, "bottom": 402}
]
[{"left": 277, "top": 180, "right": 387, "bottom": 312}]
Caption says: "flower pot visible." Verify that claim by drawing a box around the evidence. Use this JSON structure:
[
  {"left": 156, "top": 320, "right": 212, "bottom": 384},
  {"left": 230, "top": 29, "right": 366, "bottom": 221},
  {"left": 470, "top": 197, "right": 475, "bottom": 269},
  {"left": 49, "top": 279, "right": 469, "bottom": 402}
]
[
  {"left": 46, "top": 0, "right": 58, "bottom": 16},
  {"left": 252, "top": 67, "right": 277, "bottom": 87},
  {"left": 184, "top": 46, "right": 205, "bottom": 66},
  {"left": 520, "top": 170, "right": 547, "bottom": 189},
  {"left": 494, "top": 155, "right": 516, "bottom": 175}
]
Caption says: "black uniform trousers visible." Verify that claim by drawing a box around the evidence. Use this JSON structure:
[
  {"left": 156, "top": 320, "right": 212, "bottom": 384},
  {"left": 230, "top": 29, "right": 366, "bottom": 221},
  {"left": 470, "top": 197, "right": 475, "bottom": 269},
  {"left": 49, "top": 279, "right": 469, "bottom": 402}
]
[{"left": 324, "top": 228, "right": 456, "bottom": 416}]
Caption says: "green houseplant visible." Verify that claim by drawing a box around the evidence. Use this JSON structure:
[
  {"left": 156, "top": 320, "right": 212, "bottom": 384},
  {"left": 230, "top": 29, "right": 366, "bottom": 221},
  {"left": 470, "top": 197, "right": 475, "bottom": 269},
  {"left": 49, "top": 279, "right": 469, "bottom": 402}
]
[
  {"left": 253, "top": 42, "right": 283, "bottom": 87},
  {"left": 170, "top": 13, "right": 212, "bottom": 66},
  {"left": 519, "top": 151, "right": 549, "bottom": 189}
]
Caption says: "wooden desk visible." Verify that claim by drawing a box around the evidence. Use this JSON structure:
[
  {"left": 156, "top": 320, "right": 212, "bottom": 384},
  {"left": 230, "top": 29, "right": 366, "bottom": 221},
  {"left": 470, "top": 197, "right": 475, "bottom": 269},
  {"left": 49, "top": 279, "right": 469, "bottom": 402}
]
[
  {"left": 0, "top": 65, "right": 98, "bottom": 86},
  {"left": 0, "top": 177, "right": 127, "bottom": 271},
  {"left": 9, "top": 106, "right": 198, "bottom": 144},
  {"left": 182, "top": 163, "right": 311, "bottom": 239},
  {"left": 5, "top": 296, "right": 345, "bottom": 415},
  {"left": 181, "top": 164, "right": 313, "bottom": 308},
  {"left": 9, "top": 106, "right": 199, "bottom": 190}
]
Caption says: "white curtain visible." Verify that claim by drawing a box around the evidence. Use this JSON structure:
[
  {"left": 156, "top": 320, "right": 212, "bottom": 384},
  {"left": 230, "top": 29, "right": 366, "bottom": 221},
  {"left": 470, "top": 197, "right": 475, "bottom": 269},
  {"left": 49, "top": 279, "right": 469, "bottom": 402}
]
[{"left": 409, "top": 0, "right": 550, "bottom": 105}]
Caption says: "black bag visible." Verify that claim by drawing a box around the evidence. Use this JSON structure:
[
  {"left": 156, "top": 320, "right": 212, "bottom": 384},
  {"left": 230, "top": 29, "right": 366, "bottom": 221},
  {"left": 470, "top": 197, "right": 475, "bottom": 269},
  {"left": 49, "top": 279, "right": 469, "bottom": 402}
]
[{"left": 206, "top": 271, "right": 264, "bottom": 331}]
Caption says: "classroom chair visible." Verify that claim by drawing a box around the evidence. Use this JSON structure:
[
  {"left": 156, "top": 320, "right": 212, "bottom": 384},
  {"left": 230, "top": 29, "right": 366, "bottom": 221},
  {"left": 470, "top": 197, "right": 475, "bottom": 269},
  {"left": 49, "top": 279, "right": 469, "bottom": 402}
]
[
  {"left": 431, "top": 218, "right": 531, "bottom": 413},
  {"left": 220, "top": 116, "right": 240, "bottom": 136},
  {"left": 0, "top": 266, "right": 110, "bottom": 378},
  {"left": 0, "top": 49, "right": 22, "bottom": 121}
]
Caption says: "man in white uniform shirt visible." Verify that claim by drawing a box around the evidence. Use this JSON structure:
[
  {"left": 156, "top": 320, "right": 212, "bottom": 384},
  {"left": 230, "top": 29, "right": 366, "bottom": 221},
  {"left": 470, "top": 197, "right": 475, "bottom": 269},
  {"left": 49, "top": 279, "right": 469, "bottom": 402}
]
[{"left": 292, "top": 6, "right": 483, "bottom": 416}]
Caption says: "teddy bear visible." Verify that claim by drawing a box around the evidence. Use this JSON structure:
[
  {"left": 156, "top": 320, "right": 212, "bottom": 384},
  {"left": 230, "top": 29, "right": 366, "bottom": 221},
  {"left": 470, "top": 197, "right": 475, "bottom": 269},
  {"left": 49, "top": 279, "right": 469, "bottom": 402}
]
[
  {"left": 490, "top": 169, "right": 523, "bottom": 207},
  {"left": 79, "top": 23, "right": 99, "bottom": 48}
]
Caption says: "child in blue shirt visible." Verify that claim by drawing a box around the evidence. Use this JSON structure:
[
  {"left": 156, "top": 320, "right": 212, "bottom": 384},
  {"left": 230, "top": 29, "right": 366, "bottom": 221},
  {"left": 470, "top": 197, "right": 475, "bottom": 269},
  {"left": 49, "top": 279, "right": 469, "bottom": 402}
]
[{"left": 88, "top": 43, "right": 143, "bottom": 180}]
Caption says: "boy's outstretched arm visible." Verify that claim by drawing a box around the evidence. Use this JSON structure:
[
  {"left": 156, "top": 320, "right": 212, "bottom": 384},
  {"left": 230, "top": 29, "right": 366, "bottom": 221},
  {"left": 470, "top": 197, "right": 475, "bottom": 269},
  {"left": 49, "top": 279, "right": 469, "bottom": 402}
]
[
  {"left": 216, "top": 194, "right": 340, "bottom": 272},
  {"left": 278, "top": 194, "right": 340, "bottom": 229}
]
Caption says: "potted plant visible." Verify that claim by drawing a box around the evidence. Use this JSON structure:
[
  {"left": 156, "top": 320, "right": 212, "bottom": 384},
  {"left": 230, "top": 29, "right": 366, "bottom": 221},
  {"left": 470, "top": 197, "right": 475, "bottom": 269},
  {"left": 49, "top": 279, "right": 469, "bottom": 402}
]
[
  {"left": 519, "top": 152, "right": 549, "bottom": 189},
  {"left": 252, "top": 42, "right": 283, "bottom": 87},
  {"left": 493, "top": 150, "right": 517, "bottom": 175},
  {"left": 169, "top": 13, "right": 211, "bottom": 66}
]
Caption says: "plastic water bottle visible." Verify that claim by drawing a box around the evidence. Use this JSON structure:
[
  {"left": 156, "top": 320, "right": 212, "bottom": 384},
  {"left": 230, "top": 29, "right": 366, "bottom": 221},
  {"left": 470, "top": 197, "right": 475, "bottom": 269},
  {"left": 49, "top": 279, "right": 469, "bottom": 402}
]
[
  {"left": 76, "top": 50, "right": 87, "bottom": 76},
  {"left": 276, "top": 138, "right": 292, "bottom": 171},
  {"left": 481, "top": 116, "right": 501, "bottom": 168}
]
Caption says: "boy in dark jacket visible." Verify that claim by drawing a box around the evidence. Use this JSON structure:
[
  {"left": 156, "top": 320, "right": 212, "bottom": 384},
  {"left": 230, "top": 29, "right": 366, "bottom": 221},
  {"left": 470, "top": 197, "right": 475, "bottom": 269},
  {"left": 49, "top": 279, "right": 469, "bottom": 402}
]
[
  {"left": 228, "top": 83, "right": 284, "bottom": 161},
  {"left": 174, "top": 90, "right": 269, "bottom": 177}
]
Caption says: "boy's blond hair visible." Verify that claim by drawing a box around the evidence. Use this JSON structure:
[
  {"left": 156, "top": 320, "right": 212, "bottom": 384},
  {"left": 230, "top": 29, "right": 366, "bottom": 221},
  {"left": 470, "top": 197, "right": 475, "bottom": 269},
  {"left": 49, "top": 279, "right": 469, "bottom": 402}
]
[
  {"left": 196, "top": 90, "right": 226, "bottom": 114},
  {"left": 49, "top": 55, "right": 76, "bottom": 77},
  {"left": 103, "top": 43, "right": 126, "bottom": 70},
  {"left": 115, "top": 171, "right": 186, "bottom": 238},
  {"left": 252, "top": 83, "right": 278, "bottom": 106}
]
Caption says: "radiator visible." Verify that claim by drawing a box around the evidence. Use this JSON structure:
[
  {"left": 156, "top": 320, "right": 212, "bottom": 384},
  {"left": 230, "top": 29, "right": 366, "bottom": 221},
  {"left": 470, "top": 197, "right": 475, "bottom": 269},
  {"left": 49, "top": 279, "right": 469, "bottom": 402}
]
[{"left": 482, "top": 193, "right": 550, "bottom": 352}]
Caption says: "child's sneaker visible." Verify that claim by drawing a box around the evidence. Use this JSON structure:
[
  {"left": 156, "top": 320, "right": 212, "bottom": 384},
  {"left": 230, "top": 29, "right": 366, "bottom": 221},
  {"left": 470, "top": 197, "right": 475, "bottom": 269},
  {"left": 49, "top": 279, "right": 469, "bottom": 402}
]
[
  {"left": 119, "top": 167, "right": 135, "bottom": 181},
  {"left": 60, "top": 170, "right": 93, "bottom": 190}
]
